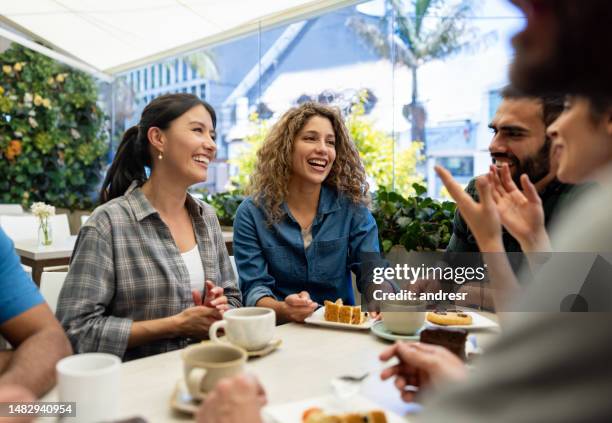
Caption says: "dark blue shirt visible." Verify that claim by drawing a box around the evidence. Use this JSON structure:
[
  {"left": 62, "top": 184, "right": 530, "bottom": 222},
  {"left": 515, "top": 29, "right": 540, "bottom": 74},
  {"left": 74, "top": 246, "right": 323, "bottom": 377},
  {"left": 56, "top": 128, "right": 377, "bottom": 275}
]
[
  {"left": 234, "top": 186, "right": 383, "bottom": 306},
  {"left": 0, "top": 228, "right": 44, "bottom": 324}
]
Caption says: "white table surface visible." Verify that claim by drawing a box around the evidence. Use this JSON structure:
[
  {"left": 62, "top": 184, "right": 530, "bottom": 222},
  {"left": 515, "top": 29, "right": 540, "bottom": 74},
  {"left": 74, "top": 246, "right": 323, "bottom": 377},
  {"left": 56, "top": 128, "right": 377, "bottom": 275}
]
[
  {"left": 13, "top": 236, "right": 77, "bottom": 260},
  {"left": 39, "top": 315, "right": 499, "bottom": 422}
]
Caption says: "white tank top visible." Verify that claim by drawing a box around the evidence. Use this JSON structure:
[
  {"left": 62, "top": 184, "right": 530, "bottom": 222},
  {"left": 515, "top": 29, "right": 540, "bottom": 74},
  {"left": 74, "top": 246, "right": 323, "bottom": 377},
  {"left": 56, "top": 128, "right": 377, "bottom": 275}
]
[{"left": 181, "top": 244, "right": 205, "bottom": 293}]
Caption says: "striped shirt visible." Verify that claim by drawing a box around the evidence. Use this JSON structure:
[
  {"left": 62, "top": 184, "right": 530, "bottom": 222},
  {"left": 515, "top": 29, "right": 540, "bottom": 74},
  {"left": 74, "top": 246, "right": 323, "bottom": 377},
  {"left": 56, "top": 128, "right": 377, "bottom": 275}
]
[{"left": 57, "top": 182, "right": 241, "bottom": 361}]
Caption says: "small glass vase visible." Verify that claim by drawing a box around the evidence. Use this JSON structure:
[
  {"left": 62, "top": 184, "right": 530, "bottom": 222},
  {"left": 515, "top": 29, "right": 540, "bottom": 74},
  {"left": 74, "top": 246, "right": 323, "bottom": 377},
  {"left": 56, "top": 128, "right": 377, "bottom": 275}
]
[{"left": 38, "top": 217, "right": 53, "bottom": 246}]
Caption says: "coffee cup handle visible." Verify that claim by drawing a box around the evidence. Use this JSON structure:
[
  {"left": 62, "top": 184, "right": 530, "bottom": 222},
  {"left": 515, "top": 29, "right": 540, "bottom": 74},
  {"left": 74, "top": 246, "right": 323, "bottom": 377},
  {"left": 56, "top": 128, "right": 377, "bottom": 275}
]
[
  {"left": 209, "top": 320, "right": 228, "bottom": 343},
  {"left": 186, "top": 367, "right": 207, "bottom": 397}
]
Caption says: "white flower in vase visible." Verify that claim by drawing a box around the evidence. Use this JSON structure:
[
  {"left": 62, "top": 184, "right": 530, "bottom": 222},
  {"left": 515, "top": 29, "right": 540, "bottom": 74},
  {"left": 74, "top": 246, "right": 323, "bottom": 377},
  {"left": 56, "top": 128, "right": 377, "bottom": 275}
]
[{"left": 31, "top": 202, "right": 56, "bottom": 246}]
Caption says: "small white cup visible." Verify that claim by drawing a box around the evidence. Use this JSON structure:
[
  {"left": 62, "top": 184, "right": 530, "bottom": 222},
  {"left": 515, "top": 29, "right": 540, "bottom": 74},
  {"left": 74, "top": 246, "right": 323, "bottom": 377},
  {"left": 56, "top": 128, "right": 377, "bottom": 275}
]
[
  {"left": 209, "top": 307, "right": 275, "bottom": 351},
  {"left": 381, "top": 301, "right": 427, "bottom": 335},
  {"left": 56, "top": 353, "right": 121, "bottom": 423}
]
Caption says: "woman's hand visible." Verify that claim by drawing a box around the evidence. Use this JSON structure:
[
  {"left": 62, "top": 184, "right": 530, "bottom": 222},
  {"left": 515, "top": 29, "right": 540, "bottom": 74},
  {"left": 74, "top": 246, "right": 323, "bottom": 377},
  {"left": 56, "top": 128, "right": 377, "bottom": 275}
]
[
  {"left": 435, "top": 165, "right": 504, "bottom": 252},
  {"left": 489, "top": 164, "right": 551, "bottom": 252},
  {"left": 380, "top": 342, "right": 467, "bottom": 403},
  {"left": 281, "top": 291, "right": 318, "bottom": 322},
  {"left": 173, "top": 305, "right": 222, "bottom": 339},
  {"left": 192, "top": 281, "right": 230, "bottom": 314}
]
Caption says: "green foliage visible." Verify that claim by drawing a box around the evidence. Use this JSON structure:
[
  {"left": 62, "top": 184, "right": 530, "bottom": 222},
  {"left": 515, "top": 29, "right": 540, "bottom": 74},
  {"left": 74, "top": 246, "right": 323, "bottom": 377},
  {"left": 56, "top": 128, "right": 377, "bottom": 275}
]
[
  {"left": 347, "top": 99, "right": 423, "bottom": 194},
  {"left": 202, "top": 190, "right": 246, "bottom": 227},
  {"left": 228, "top": 113, "right": 271, "bottom": 189},
  {"left": 0, "top": 44, "right": 108, "bottom": 210},
  {"left": 372, "top": 184, "right": 456, "bottom": 252}
]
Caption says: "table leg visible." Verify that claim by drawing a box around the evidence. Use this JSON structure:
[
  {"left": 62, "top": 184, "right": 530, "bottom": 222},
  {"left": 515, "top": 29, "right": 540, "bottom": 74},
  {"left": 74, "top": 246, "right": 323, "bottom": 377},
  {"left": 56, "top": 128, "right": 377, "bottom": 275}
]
[{"left": 32, "top": 265, "right": 44, "bottom": 287}]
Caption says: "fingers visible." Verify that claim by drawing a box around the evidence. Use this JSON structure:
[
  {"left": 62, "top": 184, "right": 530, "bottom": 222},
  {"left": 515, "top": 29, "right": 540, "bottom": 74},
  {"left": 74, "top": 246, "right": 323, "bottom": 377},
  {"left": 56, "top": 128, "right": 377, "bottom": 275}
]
[
  {"left": 285, "top": 294, "right": 312, "bottom": 307},
  {"left": 192, "top": 290, "right": 203, "bottom": 306},
  {"left": 379, "top": 342, "right": 400, "bottom": 362},
  {"left": 298, "top": 291, "right": 311, "bottom": 300},
  {"left": 520, "top": 174, "right": 541, "bottom": 204},
  {"left": 500, "top": 163, "right": 519, "bottom": 193},
  {"left": 434, "top": 166, "right": 473, "bottom": 207},
  {"left": 475, "top": 176, "right": 495, "bottom": 211},
  {"left": 210, "top": 295, "right": 228, "bottom": 307}
]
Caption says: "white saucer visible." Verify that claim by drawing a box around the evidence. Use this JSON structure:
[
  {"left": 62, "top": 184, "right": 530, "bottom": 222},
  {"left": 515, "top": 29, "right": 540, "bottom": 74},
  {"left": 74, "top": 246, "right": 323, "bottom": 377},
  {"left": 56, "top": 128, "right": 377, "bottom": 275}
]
[{"left": 247, "top": 338, "right": 282, "bottom": 357}]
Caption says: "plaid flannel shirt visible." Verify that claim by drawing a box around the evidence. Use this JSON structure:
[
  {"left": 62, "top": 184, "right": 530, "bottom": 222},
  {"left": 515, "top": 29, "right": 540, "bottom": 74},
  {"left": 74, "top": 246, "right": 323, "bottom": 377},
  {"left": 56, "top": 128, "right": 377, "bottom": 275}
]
[{"left": 57, "top": 182, "right": 241, "bottom": 361}]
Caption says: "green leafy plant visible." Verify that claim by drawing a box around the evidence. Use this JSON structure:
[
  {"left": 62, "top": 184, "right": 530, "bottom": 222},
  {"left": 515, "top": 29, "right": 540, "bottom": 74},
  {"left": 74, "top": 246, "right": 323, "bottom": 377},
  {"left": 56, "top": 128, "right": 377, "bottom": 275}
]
[
  {"left": 0, "top": 44, "right": 108, "bottom": 210},
  {"left": 372, "top": 184, "right": 456, "bottom": 253},
  {"left": 202, "top": 190, "right": 246, "bottom": 227}
]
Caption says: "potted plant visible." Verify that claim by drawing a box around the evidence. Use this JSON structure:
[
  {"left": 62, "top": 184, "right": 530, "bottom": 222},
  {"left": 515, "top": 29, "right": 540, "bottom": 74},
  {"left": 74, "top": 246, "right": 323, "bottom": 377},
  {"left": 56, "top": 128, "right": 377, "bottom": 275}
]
[
  {"left": 372, "top": 183, "right": 456, "bottom": 256},
  {"left": 202, "top": 190, "right": 246, "bottom": 230}
]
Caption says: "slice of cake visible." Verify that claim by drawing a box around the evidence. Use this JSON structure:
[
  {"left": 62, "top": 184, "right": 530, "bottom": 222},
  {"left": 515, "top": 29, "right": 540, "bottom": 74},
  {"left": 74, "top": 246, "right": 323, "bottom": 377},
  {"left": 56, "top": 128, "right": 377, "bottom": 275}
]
[
  {"left": 324, "top": 300, "right": 340, "bottom": 322},
  {"left": 338, "top": 305, "right": 353, "bottom": 324},
  {"left": 419, "top": 326, "right": 468, "bottom": 360},
  {"left": 350, "top": 306, "right": 363, "bottom": 325}
]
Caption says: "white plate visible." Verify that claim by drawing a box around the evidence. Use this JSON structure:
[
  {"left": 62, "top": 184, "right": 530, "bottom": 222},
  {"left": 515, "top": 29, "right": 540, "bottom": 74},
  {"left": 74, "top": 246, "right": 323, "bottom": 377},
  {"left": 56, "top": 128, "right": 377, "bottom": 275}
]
[
  {"left": 425, "top": 310, "right": 498, "bottom": 330},
  {"left": 263, "top": 394, "right": 405, "bottom": 423},
  {"left": 304, "top": 307, "right": 373, "bottom": 330}
]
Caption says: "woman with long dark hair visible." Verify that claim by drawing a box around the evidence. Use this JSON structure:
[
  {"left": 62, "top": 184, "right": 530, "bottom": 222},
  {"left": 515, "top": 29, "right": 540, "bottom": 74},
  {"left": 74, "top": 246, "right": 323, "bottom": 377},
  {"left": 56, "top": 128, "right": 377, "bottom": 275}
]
[{"left": 57, "top": 93, "right": 241, "bottom": 361}]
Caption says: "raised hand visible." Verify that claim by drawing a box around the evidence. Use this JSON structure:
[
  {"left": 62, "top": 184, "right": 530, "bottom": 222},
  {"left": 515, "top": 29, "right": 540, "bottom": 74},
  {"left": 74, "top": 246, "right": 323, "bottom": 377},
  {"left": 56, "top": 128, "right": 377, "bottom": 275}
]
[
  {"left": 192, "top": 281, "right": 230, "bottom": 315},
  {"left": 489, "top": 164, "right": 550, "bottom": 252},
  {"left": 435, "top": 165, "right": 504, "bottom": 252}
]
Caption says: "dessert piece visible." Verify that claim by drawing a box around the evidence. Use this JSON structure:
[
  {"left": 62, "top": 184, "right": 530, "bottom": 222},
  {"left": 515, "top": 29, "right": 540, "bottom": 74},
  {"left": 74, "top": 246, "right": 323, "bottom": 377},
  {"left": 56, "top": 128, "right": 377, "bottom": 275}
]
[
  {"left": 367, "top": 410, "right": 387, "bottom": 423},
  {"left": 324, "top": 300, "right": 340, "bottom": 322},
  {"left": 350, "top": 306, "right": 363, "bottom": 325},
  {"left": 302, "top": 408, "right": 387, "bottom": 423},
  {"left": 419, "top": 326, "right": 468, "bottom": 360},
  {"left": 426, "top": 309, "right": 473, "bottom": 326},
  {"left": 338, "top": 305, "right": 353, "bottom": 324}
]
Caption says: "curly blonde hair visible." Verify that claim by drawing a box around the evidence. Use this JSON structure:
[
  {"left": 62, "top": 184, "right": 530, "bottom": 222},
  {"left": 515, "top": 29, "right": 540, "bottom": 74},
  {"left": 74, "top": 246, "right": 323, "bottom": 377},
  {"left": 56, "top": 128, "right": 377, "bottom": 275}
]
[{"left": 247, "top": 102, "right": 369, "bottom": 224}]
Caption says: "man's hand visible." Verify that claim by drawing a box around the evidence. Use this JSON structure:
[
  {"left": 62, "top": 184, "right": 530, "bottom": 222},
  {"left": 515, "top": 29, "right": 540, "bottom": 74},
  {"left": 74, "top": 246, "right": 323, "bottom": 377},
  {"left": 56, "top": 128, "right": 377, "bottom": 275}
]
[
  {"left": 0, "top": 384, "right": 36, "bottom": 423},
  {"left": 196, "top": 374, "right": 266, "bottom": 423},
  {"left": 435, "top": 165, "right": 504, "bottom": 252},
  {"left": 281, "top": 291, "right": 317, "bottom": 322},
  {"left": 489, "top": 164, "right": 550, "bottom": 252},
  {"left": 380, "top": 342, "right": 467, "bottom": 403}
]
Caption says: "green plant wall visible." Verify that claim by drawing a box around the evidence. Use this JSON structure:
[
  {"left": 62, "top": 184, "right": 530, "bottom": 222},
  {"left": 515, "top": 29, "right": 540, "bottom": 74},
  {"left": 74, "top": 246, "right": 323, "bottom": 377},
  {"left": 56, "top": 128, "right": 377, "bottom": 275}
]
[{"left": 0, "top": 44, "right": 108, "bottom": 210}]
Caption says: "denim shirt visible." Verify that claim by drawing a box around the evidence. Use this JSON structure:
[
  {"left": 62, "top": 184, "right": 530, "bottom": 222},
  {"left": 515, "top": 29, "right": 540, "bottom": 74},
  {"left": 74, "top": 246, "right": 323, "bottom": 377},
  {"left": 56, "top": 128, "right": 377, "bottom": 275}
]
[{"left": 234, "top": 185, "right": 382, "bottom": 306}]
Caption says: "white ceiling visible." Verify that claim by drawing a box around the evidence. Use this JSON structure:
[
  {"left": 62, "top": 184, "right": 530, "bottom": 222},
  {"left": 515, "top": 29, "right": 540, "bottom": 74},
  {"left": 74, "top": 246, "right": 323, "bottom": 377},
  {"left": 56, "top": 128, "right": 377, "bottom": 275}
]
[{"left": 0, "top": 0, "right": 361, "bottom": 77}]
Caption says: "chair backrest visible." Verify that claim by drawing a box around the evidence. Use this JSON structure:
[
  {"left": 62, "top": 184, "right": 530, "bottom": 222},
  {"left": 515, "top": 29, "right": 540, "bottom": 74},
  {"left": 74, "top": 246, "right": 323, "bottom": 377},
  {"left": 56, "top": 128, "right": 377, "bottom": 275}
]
[
  {"left": 50, "top": 214, "right": 71, "bottom": 242},
  {"left": 0, "top": 214, "right": 71, "bottom": 242},
  {"left": 40, "top": 271, "right": 68, "bottom": 314},
  {"left": 0, "top": 215, "right": 38, "bottom": 241},
  {"left": 229, "top": 255, "right": 238, "bottom": 282},
  {"left": 0, "top": 204, "right": 24, "bottom": 215}
]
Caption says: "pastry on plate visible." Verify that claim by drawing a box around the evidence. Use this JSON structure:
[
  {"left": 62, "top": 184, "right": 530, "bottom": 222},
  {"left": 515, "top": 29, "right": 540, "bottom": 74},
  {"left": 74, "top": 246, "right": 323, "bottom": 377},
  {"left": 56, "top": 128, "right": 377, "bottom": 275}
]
[
  {"left": 302, "top": 407, "right": 387, "bottom": 423},
  {"left": 426, "top": 309, "right": 473, "bottom": 326},
  {"left": 323, "top": 299, "right": 365, "bottom": 325}
]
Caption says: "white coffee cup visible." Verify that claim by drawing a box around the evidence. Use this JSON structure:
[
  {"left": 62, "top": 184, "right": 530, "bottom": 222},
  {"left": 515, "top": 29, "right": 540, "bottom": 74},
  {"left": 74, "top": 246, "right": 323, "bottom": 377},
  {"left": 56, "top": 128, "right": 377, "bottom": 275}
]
[
  {"left": 381, "top": 301, "right": 426, "bottom": 335},
  {"left": 56, "top": 353, "right": 121, "bottom": 423},
  {"left": 209, "top": 307, "right": 275, "bottom": 351}
]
